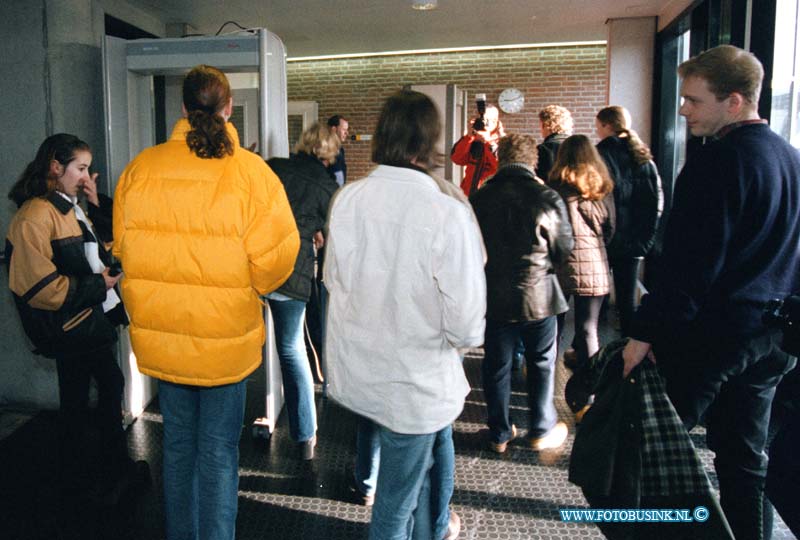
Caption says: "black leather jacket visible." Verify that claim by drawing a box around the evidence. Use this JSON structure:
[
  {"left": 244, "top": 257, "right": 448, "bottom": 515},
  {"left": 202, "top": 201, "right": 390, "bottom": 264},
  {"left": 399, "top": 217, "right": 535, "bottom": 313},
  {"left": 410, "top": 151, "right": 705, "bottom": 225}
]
[
  {"left": 596, "top": 136, "right": 663, "bottom": 260},
  {"left": 470, "top": 164, "right": 574, "bottom": 322},
  {"left": 536, "top": 132, "right": 569, "bottom": 182},
  {"left": 267, "top": 152, "right": 338, "bottom": 301}
]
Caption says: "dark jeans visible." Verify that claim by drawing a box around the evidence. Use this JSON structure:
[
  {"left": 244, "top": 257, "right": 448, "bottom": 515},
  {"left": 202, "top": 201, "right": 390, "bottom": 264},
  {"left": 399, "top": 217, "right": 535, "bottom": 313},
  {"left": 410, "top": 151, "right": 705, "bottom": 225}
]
[
  {"left": 55, "top": 345, "right": 130, "bottom": 488},
  {"left": 318, "top": 282, "right": 329, "bottom": 394},
  {"left": 765, "top": 365, "right": 800, "bottom": 539},
  {"left": 766, "top": 415, "right": 800, "bottom": 537},
  {"left": 656, "top": 330, "right": 796, "bottom": 540},
  {"left": 306, "top": 270, "right": 328, "bottom": 394},
  {"left": 609, "top": 257, "right": 641, "bottom": 336},
  {"left": 483, "top": 316, "right": 558, "bottom": 442},
  {"left": 557, "top": 295, "right": 606, "bottom": 366}
]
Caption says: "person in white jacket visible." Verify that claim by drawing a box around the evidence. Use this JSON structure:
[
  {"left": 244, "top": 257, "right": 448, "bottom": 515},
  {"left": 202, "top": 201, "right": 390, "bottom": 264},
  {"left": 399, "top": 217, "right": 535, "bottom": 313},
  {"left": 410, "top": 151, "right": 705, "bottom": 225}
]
[{"left": 325, "top": 90, "right": 486, "bottom": 540}]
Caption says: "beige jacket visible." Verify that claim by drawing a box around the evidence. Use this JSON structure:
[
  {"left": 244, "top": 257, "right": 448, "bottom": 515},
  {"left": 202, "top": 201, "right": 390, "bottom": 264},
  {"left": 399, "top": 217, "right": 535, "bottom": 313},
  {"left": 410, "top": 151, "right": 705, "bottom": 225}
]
[{"left": 557, "top": 190, "right": 616, "bottom": 296}]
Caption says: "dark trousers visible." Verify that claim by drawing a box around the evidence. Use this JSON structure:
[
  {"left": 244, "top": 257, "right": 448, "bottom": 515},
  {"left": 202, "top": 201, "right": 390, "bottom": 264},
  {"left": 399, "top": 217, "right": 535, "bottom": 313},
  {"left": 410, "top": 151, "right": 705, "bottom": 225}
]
[
  {"left": 609, "top": 257, "right": 642, "bottom": 336},
  {"left": 557, "top": 295, "right": 606, "bottom": 365},
  {"left": 766, "top": 415, "right": 800, "bottom": 537},
  {"left": 307, "top": 250, "right": 327, "bottom": 392},
  {"left": 55, "top": 345, "right": 130, "bottom": 489},
  {"left": 765, "top": 365, "right": 800, "bottom": 539},
  {"left": 483, "top": 316, "right": 558, "bottom": 442},
  {"left": 656, "top": 330, "right": 796, "bottom": 540}
]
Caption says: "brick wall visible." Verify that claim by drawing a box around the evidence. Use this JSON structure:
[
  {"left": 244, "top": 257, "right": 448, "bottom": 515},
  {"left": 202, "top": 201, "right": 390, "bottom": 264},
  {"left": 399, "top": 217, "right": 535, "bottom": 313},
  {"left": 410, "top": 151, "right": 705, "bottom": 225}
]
[{"left": 287, "top": 44, "right": 607, "bottom": 180}]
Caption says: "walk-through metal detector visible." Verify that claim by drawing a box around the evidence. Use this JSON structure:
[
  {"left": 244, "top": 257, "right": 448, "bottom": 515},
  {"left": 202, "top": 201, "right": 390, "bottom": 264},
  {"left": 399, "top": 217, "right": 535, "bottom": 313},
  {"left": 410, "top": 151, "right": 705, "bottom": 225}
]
[
  {"left": 102, "top": 29, "right": 288, "bottom": 438},
  {"left": 410, "top": 84, "right": 468, "bottom": 183}
]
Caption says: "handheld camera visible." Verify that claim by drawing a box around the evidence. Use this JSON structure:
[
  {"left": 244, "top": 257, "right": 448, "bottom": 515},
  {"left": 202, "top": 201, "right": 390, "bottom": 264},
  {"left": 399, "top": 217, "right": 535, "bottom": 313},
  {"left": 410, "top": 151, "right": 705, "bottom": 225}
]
[{"left": 473, "top": 93, "right": 487, "bottom": 132}]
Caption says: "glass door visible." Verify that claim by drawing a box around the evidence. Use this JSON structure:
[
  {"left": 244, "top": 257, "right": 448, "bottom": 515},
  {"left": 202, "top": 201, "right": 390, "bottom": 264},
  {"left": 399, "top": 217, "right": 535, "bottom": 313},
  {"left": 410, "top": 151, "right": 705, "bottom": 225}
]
[{"left": 771, "top": 0, "right": 800, "bottom": 146}]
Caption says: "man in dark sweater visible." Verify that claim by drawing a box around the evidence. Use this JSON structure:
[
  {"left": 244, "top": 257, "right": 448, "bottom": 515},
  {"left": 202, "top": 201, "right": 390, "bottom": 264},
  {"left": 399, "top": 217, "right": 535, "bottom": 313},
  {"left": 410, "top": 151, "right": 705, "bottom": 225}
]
[
  {"left": 623, "top": 45, "right": 800, "bottom": 540},
  {"left": 326, "top": 115, "right": 349, "bottom": 186}
]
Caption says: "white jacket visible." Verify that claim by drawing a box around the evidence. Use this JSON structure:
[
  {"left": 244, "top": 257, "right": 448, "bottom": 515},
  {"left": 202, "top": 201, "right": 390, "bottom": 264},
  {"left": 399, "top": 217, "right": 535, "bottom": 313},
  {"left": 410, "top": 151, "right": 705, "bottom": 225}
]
[{"left": 324, "top": 165, "right": 487, "bottom": 434}]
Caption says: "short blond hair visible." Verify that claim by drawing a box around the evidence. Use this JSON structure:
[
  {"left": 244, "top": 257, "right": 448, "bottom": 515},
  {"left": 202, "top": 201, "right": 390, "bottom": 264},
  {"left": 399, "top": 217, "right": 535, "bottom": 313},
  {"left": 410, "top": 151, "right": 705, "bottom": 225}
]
[
  {"left": 678, "top": 45, "right": 764, "bottom": 104},
  {"left": 497, "top": 134, "right": 538, "bottom": 168},
  {"left": 295, "top": 122, "right": 341, "bottom": 163},
  {"left": 538, "top": 105, "right": 573, "bottom": 135}
]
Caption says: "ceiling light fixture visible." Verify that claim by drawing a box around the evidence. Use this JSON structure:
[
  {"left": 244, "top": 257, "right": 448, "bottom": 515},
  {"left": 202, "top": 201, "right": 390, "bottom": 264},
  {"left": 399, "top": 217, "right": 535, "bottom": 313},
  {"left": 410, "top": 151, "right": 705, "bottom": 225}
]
[
  {"left": 287, "top": 40, "right": 607, "bottom": 62},
  {"left": 412, "top": 0, "right": 438, "bottom": 10}
]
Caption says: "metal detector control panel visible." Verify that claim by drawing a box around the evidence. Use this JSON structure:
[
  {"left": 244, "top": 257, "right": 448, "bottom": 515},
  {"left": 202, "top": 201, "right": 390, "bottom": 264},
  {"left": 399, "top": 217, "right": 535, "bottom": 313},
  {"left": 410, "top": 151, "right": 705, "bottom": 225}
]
[{"left": 127, "top": 35, "right": 261, "bottom": 74}]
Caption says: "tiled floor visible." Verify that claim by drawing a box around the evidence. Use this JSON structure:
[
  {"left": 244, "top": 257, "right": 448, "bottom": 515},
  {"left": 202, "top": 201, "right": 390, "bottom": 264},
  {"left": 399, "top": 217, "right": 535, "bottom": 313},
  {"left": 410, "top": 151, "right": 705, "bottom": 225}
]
[{"left": 0, "top": 309, "right": 794, "bottom": 539}]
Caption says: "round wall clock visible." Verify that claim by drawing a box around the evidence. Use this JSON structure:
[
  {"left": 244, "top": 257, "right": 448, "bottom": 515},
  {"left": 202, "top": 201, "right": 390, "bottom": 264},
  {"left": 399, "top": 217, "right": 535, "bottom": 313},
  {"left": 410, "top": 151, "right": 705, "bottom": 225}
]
[{"left": 498, "top": 88, "right": 525, "bottom": 114}]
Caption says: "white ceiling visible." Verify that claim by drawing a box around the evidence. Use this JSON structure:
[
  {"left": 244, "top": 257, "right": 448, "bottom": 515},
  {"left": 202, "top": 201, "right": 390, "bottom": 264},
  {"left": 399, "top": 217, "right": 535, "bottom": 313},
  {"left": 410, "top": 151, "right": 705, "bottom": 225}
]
[{"left": 123, "top": 0, "right": 676, "bottom": 58}]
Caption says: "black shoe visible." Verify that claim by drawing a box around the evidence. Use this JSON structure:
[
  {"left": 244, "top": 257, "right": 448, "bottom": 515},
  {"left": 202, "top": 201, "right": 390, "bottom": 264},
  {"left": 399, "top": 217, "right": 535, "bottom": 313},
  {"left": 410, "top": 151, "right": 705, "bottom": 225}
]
[
  {"left": 346, "top": 466, "right": 375, "bottom": 507},
  {"left": 512, "top": 353, "right": 524, "bottom": 371},
  {"left": 563, "top": 349, "right": 580, "bottom": 370},
  {"left": 89, "top": 460, "right": 151, "bottom": 506},
  {"left": 299, "top": 436, "right": 316, "bottom": 460},
  {"left": 486, "top": 425, "right": 518, "bottom": 454},
  {"left": 130, "top": 460, "right": 151, "bottom": 493}
]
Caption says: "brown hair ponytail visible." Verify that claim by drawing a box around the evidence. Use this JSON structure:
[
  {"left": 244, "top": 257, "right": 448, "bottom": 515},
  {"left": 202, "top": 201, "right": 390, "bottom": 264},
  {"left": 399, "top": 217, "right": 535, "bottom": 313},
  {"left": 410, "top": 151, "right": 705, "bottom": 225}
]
[
  {"left": 183, "top": 65, "right": 234, "bottom": 159},
  {"left": 619, "top": 128, "right": 653, "bottom": 165},
  {"left": 596, "top": 106, "right": 652, "bottom": 165}
]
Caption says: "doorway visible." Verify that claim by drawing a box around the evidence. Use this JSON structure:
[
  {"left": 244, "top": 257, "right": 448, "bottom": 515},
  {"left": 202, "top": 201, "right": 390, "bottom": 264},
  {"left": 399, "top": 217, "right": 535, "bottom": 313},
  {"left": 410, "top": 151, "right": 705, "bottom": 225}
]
[{"left": 288, "top": 101, "right": 319, "bottom": 151}]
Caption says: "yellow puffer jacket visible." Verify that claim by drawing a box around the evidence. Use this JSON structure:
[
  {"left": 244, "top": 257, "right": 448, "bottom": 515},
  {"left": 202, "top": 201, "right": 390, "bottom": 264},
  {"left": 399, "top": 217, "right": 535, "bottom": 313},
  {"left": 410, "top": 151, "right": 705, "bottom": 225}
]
[{"left": 112, "top": 119, "right": 299, "bottom": 386}]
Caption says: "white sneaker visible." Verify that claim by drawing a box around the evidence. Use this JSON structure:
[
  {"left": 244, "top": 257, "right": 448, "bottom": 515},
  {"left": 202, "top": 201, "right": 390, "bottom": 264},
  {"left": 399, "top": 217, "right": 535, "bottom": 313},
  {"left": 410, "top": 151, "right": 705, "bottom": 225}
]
[
  {"left": 443, "top": 509, "right": 461, "bottom": 540},
  {"left": 528, "top": 421, "right": 568, "bottom": 450}
]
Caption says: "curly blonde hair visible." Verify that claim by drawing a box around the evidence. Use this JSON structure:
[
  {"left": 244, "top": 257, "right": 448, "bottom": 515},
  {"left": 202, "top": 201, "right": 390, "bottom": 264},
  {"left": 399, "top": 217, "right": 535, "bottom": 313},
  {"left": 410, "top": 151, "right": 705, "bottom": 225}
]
[
  {"left": 538, "top": 105, "right": 574, "bottom": 135},
  {"left": 549, "top": 135, "right": 613, "bottom": 201}
]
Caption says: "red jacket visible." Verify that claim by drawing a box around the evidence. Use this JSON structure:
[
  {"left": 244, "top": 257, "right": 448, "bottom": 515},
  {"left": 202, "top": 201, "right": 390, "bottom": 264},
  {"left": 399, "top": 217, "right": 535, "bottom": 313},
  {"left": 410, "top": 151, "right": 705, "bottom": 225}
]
[{"left": 451, "top": 135, "right": 498, "bottom": 196}]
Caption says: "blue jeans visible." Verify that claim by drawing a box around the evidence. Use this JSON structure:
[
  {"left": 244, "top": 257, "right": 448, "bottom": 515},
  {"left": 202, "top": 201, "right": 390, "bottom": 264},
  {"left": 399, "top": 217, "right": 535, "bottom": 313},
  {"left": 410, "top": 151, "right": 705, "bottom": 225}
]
[
  {"left": 423, "top": 426, "right": 455, "bottom": 540},
  {"left": 268, "top": 298, "right": 317, "bottom": 443},
  {"left": 355, "top": 416, "right": 381, "bottom": 497},
  {"left": 369, "top": 425, "right": 454, "bottom": 540},
  {"left": 159, "top": 380, "right": 247, "bottom": 540},
  {"left": 483, "top": 316, "right": 558, "bottom": 442}
]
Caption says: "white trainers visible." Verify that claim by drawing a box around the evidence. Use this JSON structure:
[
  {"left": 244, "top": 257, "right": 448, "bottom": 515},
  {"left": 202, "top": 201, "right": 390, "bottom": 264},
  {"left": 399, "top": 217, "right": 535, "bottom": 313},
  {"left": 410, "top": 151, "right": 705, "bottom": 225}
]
[
  {"left": 443, "top": 509, "right": 461, "bottom": 540},
  {"left": 528, "top": 421, "right": 568, "bottom": 450}
]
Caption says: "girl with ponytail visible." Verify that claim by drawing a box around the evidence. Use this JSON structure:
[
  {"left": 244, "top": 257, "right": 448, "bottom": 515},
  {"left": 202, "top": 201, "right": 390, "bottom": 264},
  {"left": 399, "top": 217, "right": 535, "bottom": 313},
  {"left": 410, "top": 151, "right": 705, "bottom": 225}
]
[
  {"left": 183, "top": 65, "right": 235, "bottom": 158},
  {"left": 595, "top": 105, "right": 663, "bottom": 336}
]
